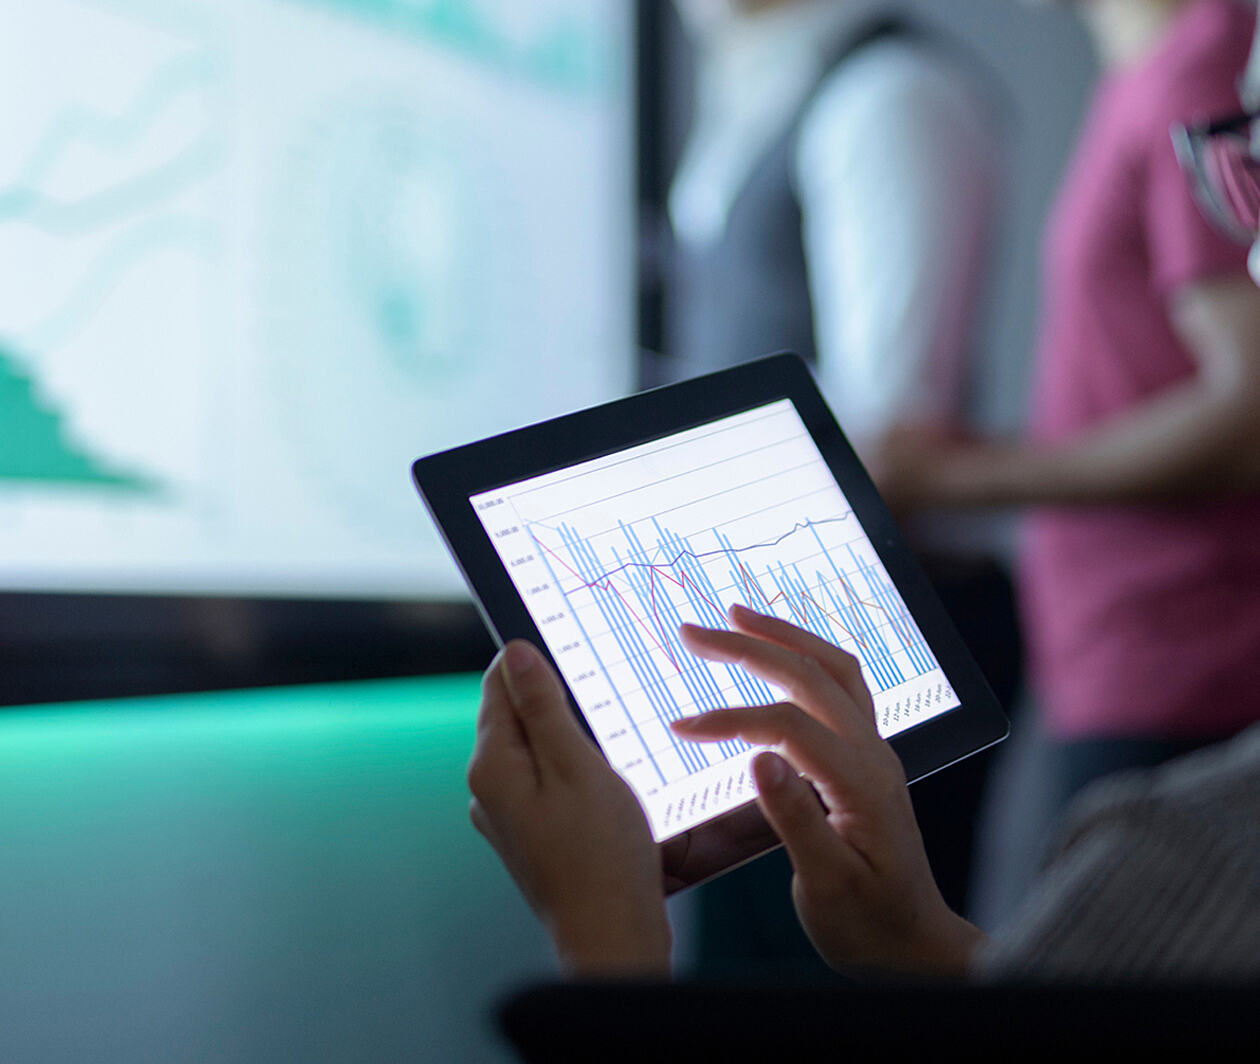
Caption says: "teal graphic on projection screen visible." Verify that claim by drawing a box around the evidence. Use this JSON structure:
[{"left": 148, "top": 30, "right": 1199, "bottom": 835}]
[
  {"left": 0, "top": 343, "right": 153, "bottom": 488},
  {"left": 0, "top": 50, "right": 225, "bottom": 233},
  {"left": 287, "top": 0, "right": 612, "bottom": 93},
  {"left": 0, "top": 24, "right": 217, "bottom": 498}
]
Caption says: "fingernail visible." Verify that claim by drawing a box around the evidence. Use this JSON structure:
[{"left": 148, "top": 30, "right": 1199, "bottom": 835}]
[
  {"left": 754, "top": 751, "right": 789, "bottom": 790},
  {"left": 502, "top": 642, "right": 537, "bottom": 681}
]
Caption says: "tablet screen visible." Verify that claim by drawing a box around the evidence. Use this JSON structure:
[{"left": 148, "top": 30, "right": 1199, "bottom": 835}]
[{"left": 470, "top": 398, "right": 960, "bottom": 842}]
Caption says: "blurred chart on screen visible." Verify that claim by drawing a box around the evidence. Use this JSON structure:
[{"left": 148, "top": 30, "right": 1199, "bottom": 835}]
[{"left": 0, "top": 0, "right": 634, "bottom": 596}]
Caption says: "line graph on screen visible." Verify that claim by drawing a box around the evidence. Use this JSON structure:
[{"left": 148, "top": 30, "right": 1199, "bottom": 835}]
[
  {"left": 530, "top": 514, "right": 935, "bottom": 695},
  {"left": 473, "top": 399, "right": 959, "bottom": 840}
]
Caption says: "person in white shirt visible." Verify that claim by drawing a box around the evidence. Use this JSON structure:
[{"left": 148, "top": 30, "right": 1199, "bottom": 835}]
[
  {"left": 667, "top": 0, "right": 999, "bottom": 451},
  {"left": 664, "top": 0, "right": 1014, "bottom": 973}
]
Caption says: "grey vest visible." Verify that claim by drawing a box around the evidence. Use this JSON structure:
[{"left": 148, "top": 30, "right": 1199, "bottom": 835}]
[{"left": 666, "top": 20, "right": 908, "bottom": 382}]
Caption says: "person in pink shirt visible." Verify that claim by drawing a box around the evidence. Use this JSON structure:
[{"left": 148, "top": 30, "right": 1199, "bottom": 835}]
[{"left": 875, "top": 0, "right": 1260, "bottom": 844}]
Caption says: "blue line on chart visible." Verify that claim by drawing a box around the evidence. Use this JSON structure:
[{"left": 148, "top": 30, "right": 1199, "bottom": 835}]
[{"left": 534, "top": 523, "right": 669, "bottom": 788}]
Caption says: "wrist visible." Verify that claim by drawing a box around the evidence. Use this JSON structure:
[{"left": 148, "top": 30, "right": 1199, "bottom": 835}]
[
  {"left": 905, "top": 908, "right": 990, "bottom": 979},
  {"left": 551, "top": 905, "right": 673, "bottom": 978}
]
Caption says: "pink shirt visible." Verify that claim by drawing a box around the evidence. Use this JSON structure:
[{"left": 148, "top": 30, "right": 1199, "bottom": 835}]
[{"left": 1022, "top": 0, "right": 1260, "bottom": 740}]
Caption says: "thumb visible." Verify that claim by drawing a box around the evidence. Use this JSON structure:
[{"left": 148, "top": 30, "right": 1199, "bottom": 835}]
[
  {"left": 752, "top": 752, "right": 848, "bottom": 878},
  {"left": 499, "top": 641, "right": 597, "bottom": 777}
]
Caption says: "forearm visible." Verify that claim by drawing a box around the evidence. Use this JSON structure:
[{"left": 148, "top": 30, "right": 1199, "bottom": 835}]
[
  {"left": 897, "top": 909, "right": 992, "bottom": 980},
  {"left": 811, "top": 892, "right": 992, "bottom": 981},
  {"left": 939, "top": 275, "right": 1260, "bottom": 508},
  {"left": 932, "top": 381, "right": 1260, "bottom": 508}
]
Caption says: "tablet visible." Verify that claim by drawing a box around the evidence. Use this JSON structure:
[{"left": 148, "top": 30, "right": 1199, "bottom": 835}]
[{"left": 412, "top": 353, "right": 1007, "bottom": 892}]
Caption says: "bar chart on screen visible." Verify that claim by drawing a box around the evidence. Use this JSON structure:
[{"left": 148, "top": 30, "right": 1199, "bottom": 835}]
[{"left": 472, "top": 400, "right": 959, "bottom": 839}]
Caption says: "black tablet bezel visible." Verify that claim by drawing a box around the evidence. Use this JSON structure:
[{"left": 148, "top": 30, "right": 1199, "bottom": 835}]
[{"left": 412, "top": 353, "right": 1007, "bottom": 890}]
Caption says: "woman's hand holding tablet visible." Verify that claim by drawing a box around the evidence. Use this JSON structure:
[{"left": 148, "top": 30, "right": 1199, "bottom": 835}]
[
  {"left": 469, "top": 604, "right": 989, "bottom": 978},
  {"left": 469, "top": 639, "right": 672, "bottom": 977}
]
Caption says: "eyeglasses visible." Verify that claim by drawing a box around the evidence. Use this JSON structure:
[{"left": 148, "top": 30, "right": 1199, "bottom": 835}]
[{"left": 1173, "top": 111, "right": 1260, "bottom": 245}]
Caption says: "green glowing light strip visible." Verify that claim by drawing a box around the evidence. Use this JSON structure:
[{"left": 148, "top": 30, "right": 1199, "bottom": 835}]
[{"left": 0, "top": 673, "right": 483, "bottom": 753}]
